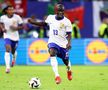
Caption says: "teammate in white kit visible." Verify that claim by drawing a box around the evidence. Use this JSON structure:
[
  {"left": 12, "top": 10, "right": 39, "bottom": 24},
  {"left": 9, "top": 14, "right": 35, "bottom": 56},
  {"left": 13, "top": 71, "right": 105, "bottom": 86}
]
[
  {"left": 0, "top": 6, "right": 23, "bottom": 73},
  {"left": 28, "top": 4, "right": 72, "bottom": 84}
]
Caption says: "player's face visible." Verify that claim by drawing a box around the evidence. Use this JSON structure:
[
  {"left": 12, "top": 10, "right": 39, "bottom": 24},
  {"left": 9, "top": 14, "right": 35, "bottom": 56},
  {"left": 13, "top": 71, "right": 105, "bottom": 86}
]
[
  {"left": 57, "top": 9, "right": 64, "bottom": 18},
  {"left": 6, "top": 7, "right": 14, "bottom": 16},
  {"left": 55, "top": 4, "right": 64, "bottom": 19}
]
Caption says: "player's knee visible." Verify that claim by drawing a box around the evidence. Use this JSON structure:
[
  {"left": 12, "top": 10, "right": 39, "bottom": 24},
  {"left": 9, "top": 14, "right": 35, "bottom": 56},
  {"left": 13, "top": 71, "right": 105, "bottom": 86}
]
[
  {"left": 6, "top": 48, "right": 11, "bottom": 52},
  {"left": 49, "top": 48, "right": 57, "bottom": 57},
  {"left": 5, "top": 45, "right": 11, "bottom": 52}
]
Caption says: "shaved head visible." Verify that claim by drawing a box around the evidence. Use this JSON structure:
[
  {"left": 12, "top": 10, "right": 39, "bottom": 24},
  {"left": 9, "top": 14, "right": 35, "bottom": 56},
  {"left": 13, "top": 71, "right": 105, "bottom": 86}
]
[
  {"left": 54, "top": 4, "right": 65, "bottom": 20},
  {"left": 55, "top": 4, "right": 64, "bottom": 13}
]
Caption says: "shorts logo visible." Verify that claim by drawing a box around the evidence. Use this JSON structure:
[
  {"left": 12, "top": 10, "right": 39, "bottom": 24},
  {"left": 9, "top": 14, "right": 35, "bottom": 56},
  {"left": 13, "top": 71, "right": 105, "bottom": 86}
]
[
  {"left": 86, "top": 40, "right": 108, "bottom": 64},
  {"left": 28, "top": 39, "right": 50, "bottom": 64},
  {"left": 65, "top": 52, "right": 69, "bottom": 58}
]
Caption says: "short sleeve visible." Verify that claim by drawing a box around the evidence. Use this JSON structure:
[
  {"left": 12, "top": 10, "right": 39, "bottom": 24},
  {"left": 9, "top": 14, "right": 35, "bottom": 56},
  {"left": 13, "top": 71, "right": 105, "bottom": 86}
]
[
  {"left": 17, "top": 15, "right": 23, "bottom": 24},
  {"left": 66, "top": 19, "right": 72, "bottom": 32},
  {"left": 0, "top": 16, "right": 4, "bottom": 23},
  {"left": 45, "top": 15, "right": 51, "bottom": 23}
]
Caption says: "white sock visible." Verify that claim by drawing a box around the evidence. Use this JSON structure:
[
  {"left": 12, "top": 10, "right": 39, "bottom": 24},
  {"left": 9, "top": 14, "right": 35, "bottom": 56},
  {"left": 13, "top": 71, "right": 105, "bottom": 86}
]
[
  {"left": 12, "top": 51, "right": 17, "bottom": 61},
  {"left": 50, "top": 57, "right": 59, "bottom": 77},
  {"left": 67, "top": 60, "right": 71, "bottom": 71},
  {"left": 5, "top": 52, "right": 10, "bottom": 69}
]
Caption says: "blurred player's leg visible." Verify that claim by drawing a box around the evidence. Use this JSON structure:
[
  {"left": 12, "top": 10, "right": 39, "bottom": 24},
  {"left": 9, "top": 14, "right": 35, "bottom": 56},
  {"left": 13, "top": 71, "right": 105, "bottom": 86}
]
[
  {"left": 4, "top": 39, "right": 12, "bottom": 73},
  {"left": 5, "top": 52, "right": 10, "bottom": 73},
  {"left": 11, "top": 51, "right": 17, "bottom": 67},
  {"left": 50, "top": 57, "right": 61, "bottom": 84},
  {"left": 11, "top": 41, "right": 18, "bottom": 67}
]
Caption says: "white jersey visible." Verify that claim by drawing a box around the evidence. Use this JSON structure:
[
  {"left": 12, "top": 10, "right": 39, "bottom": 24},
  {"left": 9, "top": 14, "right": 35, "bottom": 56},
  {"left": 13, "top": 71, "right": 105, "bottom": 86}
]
[
  {"left": 0, "top": 14, "right": 23, "bottom": 41},
  {"left": 45, "top": 15, "right": 72, "bottom": 48}
]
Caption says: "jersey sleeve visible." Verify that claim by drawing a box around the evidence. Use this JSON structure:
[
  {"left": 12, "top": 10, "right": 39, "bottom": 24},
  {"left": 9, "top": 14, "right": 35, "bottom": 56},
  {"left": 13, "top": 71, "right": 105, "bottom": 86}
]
[
  {"left": 17, "top": 15, "right": 23, "bottom": 24},
  {"left": 66, "top": 19, "right": 72, "bottom": 33},
  {"left": 45, "top": 15, "right": 51, "bottom": 24},
  {"left": 0, "top": 16, "right": 4, "bottom": 23}
]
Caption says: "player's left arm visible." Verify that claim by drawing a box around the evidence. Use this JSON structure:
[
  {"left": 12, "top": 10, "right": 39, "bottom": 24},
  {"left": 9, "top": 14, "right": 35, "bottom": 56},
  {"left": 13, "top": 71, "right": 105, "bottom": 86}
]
[
  {"left": 0, "top": 23, "right": 7, "bottom": 32},
  {"left": 0, "top": 16, "right": 7, "bottom": 32},
  {"left": 66, "top": 20, "right": 72, "bottom": 50},
  {"left": 66, "top": 32, "right": 71, "bottom": 50}
]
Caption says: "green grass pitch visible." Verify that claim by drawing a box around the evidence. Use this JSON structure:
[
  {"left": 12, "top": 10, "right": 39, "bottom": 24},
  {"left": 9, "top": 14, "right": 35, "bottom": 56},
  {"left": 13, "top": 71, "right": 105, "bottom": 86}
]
[{"left": 0, "top": 65, "right": 108, "bottom": 90}]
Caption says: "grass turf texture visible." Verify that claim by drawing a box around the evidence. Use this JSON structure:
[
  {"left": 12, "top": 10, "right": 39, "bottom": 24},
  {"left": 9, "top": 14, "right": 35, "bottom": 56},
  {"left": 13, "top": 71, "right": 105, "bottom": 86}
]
[{"left": 0, "top": 65, "right": 108, "bottom": 90}]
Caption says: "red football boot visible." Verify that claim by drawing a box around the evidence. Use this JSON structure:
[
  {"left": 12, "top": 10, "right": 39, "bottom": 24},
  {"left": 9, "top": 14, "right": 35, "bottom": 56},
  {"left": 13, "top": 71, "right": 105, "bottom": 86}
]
[
  {"left": 67, "top": 70, "right": 72, "bottom": 80},
  {"left": 55, "top": 76, "right": 61, "bottom": 84},
  {"left": 11, "top": 60, "right": 15, "bottom": 67}
]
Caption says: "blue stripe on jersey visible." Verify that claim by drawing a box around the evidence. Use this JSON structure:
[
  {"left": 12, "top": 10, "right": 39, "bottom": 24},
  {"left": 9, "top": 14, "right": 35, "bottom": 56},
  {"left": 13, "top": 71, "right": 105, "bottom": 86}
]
[{"left": 66, "top": 32, "right": 71, "bottom": 34}]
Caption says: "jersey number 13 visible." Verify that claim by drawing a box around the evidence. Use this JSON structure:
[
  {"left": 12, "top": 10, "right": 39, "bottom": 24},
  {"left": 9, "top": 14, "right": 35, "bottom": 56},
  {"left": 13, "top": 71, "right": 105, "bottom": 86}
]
[{"left": 53, "top": 30, "right": 58, "bottom": 35}]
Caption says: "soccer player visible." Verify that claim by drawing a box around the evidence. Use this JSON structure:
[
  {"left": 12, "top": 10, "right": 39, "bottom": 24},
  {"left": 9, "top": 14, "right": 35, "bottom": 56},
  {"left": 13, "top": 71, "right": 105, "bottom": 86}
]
[
  {"left": 28, "top": 4, "right": 72, "bottom": 84},
  {"left": 0, "top": 5, "right": 23, "bottom": 73}
]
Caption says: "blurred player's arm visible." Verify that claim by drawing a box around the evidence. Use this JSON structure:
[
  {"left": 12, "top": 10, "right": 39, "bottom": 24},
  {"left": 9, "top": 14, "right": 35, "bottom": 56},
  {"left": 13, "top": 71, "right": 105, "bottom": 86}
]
[
  {"left": 10, "top": 24, "right": 23, "bottom": 31},
  {"left": 66, "top": 32, "right": 71, "bottom": 50},
  {"left": 28, "top": 18, "right": 47, "bottom": 26},
  {"left": 0, "top": 23, "right": 6, "bottom": 32}
]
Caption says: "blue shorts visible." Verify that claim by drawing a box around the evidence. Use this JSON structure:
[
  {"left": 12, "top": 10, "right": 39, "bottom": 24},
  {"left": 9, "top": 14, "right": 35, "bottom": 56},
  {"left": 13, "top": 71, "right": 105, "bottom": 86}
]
[
  {"left": 4, "top": 38, "right": 18, "bottom": 49},
  {"left": 48, "top": 43, "right": 69, "bottom": 60}
]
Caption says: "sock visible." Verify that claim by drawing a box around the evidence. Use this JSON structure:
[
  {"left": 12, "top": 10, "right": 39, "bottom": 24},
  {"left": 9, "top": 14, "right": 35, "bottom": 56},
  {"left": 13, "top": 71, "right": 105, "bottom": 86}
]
[
  {"left": 12, "top": 51, "right": 17, "bottom": 61},
  {"left": 67, "top": 60, "right": 71, "bottom": 71},
  {"left": 50, "top": 57, "right": 59, "bottom": 77},
  {"left": 5, "top": 52, "right": 10, "bottom": 69}
]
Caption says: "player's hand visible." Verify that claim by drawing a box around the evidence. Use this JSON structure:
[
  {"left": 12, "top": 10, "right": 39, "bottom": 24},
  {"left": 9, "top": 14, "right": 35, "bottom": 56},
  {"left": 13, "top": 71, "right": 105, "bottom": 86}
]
[
  {"left": 0, "top": 24, "right": 6, "bottom": 33},
  {"left": 10, "top": 25, "right": 18, "bottom": 30},
  {"left": 28, "top": 18, "right": 34, "bottom": 24},
  {"left": 28, "top": 18, "right": 32, "bottom": 23},
  {"left": 66, "top": 43, "right": 71, "bottom": 50},
  {"left": 2, "top": 28, "right": 7, "bottom": 33}
]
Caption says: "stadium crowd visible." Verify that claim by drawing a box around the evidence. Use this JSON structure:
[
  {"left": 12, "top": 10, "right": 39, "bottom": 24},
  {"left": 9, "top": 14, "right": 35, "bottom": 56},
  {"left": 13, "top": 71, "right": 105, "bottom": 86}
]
[
  {"left": 0, "top": 0, "right": 83, "bottom": 38},
  {"left": 0, "top": 0, "right": 108, "bottom": 38}
]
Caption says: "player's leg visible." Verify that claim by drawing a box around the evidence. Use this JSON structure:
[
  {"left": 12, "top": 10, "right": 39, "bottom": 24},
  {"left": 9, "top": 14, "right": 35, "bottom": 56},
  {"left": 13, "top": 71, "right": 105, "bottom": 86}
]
[
  {"left": 60, "top": 48, "right": 72, "bottom": 80},
  {"left": 4, "top": 39, "right": 11, "bottom": 73},
  {"left": 62, "top": 59, "right": 72, "bottom": 80},
  {"left": 11, "top": 41, "right": 18, "bottom": 67},
  {"left": 48, "top": 43, "right": 61, "bottom": 84},
  {"left": 11, "top": 48, "right": 17, "bottom": 67},
  {"left": 49, "top": 48, "right": 61, "bottom": 84}
]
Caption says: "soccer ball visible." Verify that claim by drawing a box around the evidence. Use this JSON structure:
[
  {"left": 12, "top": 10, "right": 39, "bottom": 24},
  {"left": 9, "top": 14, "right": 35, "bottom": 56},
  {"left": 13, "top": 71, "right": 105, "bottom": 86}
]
[{"left": 29, "top": 77, "right": 41, "bottom": 89}]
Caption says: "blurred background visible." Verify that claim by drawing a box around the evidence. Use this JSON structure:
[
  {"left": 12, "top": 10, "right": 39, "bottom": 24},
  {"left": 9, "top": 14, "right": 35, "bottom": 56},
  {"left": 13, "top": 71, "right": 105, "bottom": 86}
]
[{"left": 0, "top": 0, "right": 108, "bottom": 65}]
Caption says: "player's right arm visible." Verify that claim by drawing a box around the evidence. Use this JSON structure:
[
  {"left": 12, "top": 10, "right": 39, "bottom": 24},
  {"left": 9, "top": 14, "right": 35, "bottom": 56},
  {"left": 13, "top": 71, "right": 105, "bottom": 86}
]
[
  {"left": 0, "top": 23, "right": 6, "bottom": 33},
  {"left": 0, "top": 16, "right": 7, "bottom": 33},
  {"left": 28, "top": 18, "right": 47, "bottom": 26}
]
